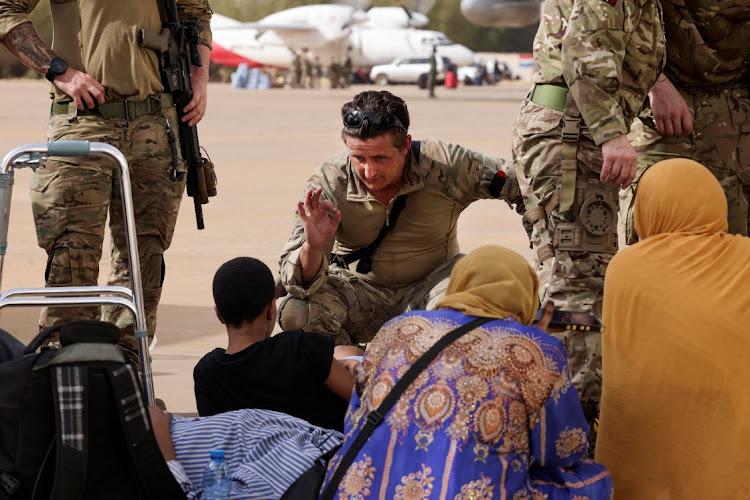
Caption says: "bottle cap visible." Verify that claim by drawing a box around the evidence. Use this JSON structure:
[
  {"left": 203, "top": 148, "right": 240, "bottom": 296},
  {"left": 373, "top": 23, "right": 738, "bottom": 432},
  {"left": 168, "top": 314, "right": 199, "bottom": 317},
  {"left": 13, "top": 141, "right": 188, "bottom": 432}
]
[{"left": 209, "top": 449, "right": 225, "bottom": 459}]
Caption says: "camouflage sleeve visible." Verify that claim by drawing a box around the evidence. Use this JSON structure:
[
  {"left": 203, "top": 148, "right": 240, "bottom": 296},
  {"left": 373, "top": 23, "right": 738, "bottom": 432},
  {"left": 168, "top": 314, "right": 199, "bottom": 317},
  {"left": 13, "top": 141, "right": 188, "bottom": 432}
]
[
  {"left": 0, "top": 0, "right": 40, "bottom": 41},
  {"left": 422, "top": 139, "right": 523, "bottom": 211},
  {"left": 278, "top": 154, "right": 348, "bottom": 298},
  {"left": 562, "top": 0, "right": 637, "bottom": 145},
  {"left": 177, "top": 0, "right": 212, "bottom": 49}
]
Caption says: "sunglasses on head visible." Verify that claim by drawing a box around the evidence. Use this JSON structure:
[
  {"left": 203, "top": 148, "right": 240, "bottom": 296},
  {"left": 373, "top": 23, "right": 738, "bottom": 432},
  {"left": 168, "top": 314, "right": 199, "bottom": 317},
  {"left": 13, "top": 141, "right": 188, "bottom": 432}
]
[{"left": 342, "top": 110, "right": 406, "bottom": 131}]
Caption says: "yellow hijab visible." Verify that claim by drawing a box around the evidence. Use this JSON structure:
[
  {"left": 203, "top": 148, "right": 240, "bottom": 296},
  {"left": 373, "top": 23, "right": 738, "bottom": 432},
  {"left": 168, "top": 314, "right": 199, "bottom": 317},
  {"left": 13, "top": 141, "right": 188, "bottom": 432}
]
[
  {"left": 435, "top": 245, "right": 539, "bottom": 325},
  {"left": 596, "top": 159, "right": 750, "bottom": 499}
]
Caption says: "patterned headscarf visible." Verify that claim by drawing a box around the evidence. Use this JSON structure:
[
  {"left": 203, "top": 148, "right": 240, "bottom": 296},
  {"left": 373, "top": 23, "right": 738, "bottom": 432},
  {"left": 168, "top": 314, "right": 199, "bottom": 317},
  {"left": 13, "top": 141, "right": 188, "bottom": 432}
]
[{"left": 435, "top": 245, "right": 539, "bottom": 325}]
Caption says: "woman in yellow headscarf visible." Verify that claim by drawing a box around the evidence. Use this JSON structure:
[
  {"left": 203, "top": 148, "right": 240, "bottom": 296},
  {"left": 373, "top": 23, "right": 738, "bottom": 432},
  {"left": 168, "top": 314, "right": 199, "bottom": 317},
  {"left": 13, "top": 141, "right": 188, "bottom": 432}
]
[
  {"left": 596, "top": 159, "right": 750, "bottom": 498},
  {"left": 321, "top": 245, "right": 613, "bottom": 499}
]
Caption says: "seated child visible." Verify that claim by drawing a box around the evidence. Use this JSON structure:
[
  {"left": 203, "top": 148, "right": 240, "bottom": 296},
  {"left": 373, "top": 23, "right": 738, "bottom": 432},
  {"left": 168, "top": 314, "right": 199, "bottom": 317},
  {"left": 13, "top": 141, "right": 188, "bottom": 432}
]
[{"left": 194, "top": 257, "right": 360, "bottom": 431}]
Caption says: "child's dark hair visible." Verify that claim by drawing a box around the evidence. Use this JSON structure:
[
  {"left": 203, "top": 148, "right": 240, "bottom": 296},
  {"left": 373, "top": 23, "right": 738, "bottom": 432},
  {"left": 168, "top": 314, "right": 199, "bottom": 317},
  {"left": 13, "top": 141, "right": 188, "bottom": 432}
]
[{"left": 212, "top": 257, "right": 275, "bottom": 329}]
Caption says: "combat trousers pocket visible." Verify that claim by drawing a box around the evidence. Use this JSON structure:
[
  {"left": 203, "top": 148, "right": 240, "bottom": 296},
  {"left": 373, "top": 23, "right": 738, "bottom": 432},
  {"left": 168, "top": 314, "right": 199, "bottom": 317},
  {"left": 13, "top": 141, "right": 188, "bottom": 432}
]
[{"left": 29, "top": 167, "right": 65, "bottom": 254}]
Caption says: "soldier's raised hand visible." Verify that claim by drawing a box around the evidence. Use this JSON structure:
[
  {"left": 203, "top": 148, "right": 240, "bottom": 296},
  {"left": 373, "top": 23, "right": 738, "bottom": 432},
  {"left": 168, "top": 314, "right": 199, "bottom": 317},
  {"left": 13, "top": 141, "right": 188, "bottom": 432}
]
[{"left": 298, "top": 187, "right": 341, "bottom": 250}]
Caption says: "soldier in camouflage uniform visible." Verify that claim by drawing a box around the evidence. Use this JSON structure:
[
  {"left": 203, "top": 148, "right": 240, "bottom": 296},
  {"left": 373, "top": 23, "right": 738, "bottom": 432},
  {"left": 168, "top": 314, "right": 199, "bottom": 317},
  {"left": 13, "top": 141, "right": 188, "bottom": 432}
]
[
  {"left": 301, "top": 48, "right": 313, "bottom": 89},
  {"left": 511, "top": 0, "right": 665, "bottom": 447},
  {"left": 328, "top": 58, "right": 341, "bottom": 89},
  {"left": 621, "top": 1, "right": 750, "bottom": 243},
  {"left": 290, "top": 51, "right": 302, "bottom": 88},
  {"left": 277, "top": 90, "right": 524, "bottom": 346},
  {"left": 0, "top": 0, "right": 212, "bottom": 364}
]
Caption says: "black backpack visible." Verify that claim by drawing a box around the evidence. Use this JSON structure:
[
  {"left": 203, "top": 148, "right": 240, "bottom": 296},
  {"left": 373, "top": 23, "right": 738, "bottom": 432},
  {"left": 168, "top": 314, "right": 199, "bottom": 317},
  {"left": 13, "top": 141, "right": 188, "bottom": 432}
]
[{"left": 0, "top": 320, "right": 186, "bottom": 500}]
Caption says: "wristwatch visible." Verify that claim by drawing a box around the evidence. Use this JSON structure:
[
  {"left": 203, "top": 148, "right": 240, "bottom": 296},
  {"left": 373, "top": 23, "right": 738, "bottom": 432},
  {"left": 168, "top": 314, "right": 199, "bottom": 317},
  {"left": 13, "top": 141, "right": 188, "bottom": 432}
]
[{"left": 45, "top": 57, "right": 68, "bottom": 83}]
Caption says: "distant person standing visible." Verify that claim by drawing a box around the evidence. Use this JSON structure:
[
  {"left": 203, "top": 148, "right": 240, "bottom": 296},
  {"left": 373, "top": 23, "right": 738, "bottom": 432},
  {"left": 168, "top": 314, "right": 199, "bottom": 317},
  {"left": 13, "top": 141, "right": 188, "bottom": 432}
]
[
  {"left": 301, "top": 48, "right": 313, "bottom": 89},
  {"left": 427, "top": 46, "right": 437, "bottom": 98},
  {"left": 290, "top": 50, "right": 302, "bottom": 88},
  {"left": 341, "top": 53, "right": 352, "bottom": 89},
  {"left": 312, "top": 56, "right": 322, "bottom": 89},
  {"left": 328, "top": 58, "right": 341, "bottom": 89}
]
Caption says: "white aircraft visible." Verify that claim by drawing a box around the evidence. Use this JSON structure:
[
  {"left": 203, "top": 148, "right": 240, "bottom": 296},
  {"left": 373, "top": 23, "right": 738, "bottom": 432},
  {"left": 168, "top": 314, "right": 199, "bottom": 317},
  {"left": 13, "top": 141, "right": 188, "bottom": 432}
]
[
  {"left": 210, "top": 4, "right": 475, "bottom": 70},
  {"left": 460, "top": 0, "right": 542, "bottom": 28}
]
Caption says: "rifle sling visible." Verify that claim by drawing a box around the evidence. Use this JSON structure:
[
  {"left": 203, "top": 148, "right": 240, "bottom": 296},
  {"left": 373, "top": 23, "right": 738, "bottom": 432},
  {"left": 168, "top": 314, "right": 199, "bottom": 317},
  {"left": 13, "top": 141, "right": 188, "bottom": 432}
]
[{"left": 319, "top": 316, "right": 493, "bottom": 500}]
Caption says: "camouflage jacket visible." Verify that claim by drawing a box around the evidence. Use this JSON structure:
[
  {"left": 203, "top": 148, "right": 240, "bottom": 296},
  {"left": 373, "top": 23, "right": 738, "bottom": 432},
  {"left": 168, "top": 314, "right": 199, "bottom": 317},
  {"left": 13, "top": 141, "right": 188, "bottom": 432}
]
[
  {"left": 661, "top": 0, "right": 750, "bottom": 88},
  {"left": 532, "top": 0, "right": 665, "bottom": 146},
  {"left": 0, "top": 0, "right": 212, "bottom": 101},
  {"left": 278, "top": 139, "right": 522, "bottom": 297}
]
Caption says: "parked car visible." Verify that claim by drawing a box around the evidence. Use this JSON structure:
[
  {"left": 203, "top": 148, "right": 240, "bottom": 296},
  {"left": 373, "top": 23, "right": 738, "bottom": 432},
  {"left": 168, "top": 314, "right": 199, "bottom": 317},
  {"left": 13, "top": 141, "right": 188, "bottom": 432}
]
[{"left": 369, "top": 55, "right": 450, "bottom": 86}]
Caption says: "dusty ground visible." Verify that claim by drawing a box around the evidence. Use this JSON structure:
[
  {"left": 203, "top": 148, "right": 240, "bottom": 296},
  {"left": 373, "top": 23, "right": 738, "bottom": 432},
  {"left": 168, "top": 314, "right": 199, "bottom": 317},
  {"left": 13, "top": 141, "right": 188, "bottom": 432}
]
[{"left": 0, "top": 79, "right": 533, "bottom": 412}]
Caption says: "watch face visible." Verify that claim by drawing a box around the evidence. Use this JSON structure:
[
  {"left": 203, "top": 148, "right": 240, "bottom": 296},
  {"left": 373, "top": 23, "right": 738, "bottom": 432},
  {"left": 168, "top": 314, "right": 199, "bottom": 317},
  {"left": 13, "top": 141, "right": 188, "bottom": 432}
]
[{"left": 49, "top": 57, "right": 67, "bottom": 76}]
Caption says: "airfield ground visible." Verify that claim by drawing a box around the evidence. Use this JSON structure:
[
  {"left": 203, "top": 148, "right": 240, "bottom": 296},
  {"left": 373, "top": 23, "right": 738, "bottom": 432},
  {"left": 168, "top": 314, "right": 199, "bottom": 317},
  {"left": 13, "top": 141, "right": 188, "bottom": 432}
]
[{"left": 0, "top": 79, "right": 533, "bottom": 413}]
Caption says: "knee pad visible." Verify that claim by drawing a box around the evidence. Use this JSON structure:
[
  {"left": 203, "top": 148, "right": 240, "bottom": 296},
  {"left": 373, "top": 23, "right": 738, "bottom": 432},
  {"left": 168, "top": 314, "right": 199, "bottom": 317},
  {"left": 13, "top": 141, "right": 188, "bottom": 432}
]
[{"left": 277, "top": 295, "right": 310, "bottom": 331}]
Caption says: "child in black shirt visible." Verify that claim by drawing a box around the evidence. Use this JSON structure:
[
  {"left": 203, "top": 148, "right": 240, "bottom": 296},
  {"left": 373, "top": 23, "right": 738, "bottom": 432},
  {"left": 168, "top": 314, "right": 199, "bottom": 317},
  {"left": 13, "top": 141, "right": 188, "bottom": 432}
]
[{"left": 194, "top": 257, "right": 360, "bottom": 431}]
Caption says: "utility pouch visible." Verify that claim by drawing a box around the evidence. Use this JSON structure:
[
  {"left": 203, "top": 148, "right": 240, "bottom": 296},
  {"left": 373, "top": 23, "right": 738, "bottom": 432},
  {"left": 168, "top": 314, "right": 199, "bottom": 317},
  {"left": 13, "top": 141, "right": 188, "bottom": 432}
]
[
  {"left": 202, "top": 153, "right": 218, "bottom": 198},
  {"left": 186, "top": 153, "right": 217, "bottom": 205},
  {"left": 554, "top": 177, "right": 618, "bottom": 254}
]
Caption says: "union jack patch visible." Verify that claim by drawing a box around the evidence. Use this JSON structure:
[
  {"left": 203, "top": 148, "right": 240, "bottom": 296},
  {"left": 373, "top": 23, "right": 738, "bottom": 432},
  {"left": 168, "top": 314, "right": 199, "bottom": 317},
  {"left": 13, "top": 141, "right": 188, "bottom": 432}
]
[{"left": 602, "top": 0, "right": 617, "bottom": 5}]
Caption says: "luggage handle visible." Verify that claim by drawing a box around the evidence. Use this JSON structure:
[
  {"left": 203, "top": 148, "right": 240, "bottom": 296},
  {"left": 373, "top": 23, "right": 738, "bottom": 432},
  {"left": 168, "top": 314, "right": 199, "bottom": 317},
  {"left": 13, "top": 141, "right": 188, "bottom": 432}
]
[{"left": 47, "top": 141, "right": 91, "bottom": 157}]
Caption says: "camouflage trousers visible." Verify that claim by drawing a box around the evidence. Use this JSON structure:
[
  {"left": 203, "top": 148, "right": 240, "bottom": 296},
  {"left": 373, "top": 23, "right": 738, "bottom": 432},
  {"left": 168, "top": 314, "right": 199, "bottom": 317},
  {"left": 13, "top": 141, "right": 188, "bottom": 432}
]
[
  {"left": 30, "top": 97, "right": 185, "bottom": 363},
  {"left": 277, "top": 255, "right": 461, "bottom": 345},
  {"left": 512, "top": 98, "right": 607, "bottom": 442},
  {"left": 621, "top": 85, "right": 750, "bottom": 243}
]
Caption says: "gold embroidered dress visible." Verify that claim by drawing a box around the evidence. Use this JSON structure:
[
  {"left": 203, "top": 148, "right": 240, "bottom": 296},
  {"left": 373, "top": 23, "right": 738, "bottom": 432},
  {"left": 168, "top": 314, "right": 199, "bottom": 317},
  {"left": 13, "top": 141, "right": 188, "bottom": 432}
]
[{"left": 322, "top": 246, "right": 612, "bottom": 499}]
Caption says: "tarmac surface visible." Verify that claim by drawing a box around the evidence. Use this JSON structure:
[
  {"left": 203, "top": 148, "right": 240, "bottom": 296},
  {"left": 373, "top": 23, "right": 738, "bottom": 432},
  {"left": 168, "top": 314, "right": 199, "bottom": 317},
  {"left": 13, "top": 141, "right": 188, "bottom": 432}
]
[{"left": 0, "top": 79, "right": 533, "bottom": 413}]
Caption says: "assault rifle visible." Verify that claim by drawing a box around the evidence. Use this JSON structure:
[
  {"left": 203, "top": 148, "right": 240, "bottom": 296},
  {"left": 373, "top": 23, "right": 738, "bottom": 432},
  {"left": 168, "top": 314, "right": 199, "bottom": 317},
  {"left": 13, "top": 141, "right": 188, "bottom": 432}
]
[{"left": 139, "top": 0, "right": 216, "bottom": 230}]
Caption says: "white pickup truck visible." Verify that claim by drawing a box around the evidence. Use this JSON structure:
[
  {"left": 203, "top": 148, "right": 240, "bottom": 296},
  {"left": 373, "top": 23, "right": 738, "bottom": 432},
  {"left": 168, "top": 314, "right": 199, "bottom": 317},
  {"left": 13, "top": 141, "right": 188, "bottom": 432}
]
[{"left": 369, "top": 55, "right": 450, "bottom": 86}]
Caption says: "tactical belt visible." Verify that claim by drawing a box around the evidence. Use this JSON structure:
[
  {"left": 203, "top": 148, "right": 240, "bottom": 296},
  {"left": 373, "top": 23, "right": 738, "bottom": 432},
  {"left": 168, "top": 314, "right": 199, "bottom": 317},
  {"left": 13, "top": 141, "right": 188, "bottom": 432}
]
[
  {"left": 51, "top": 93, "right": 173, "bottom": 120},
  {"left": 529, "top": 83, "right": 581, "bottom": 214}
]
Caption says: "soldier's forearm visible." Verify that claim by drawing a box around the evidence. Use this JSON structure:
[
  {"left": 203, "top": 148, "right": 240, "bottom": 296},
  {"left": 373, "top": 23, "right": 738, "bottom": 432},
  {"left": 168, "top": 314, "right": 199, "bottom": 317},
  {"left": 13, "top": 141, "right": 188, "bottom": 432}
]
[
  {"left": 2, "top": 22, "right": 55, "bottom": 75},
  {"left": 300, "top": 241, "right": 324, "bottom": 286},
  {"left": 193, "top": 44, "right": 210, "bottom": 82}
]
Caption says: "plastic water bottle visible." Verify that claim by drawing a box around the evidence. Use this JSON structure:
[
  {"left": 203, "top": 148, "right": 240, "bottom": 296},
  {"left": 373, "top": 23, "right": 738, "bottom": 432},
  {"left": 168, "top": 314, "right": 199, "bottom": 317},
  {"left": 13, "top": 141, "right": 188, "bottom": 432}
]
[{"left": 202, "top": 449, "right": 232, "bottom": 499}]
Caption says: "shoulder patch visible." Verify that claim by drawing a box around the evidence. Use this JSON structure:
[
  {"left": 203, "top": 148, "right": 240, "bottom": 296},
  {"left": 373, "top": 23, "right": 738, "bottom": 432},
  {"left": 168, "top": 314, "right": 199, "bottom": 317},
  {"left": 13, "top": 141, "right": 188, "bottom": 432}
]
[{"left": 601, "top": 0, "right": 616, "bottom": 5}]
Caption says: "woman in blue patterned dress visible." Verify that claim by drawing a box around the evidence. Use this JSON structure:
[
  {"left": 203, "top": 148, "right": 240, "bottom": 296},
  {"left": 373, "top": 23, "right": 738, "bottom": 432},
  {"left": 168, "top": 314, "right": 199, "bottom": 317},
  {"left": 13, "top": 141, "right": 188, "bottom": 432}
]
[{"left": 321, "top": 245, "right": 612, "bottom": 499}]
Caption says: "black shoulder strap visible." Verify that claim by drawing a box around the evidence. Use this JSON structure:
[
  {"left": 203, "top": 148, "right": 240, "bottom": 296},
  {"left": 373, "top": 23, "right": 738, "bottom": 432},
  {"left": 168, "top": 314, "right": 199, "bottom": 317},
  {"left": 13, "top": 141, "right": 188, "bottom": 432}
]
[
  {"left": 410, "top": 139, "right": 421, "bottom": 164},
  {"left": 320, "top": 316, "right": 493, "bottom": 500},
  {"left": 335, "top": 194, "right": 408, "bottom": 274},
  {"left": 108, "top": 364, "right": 187, "bottom": 500}
]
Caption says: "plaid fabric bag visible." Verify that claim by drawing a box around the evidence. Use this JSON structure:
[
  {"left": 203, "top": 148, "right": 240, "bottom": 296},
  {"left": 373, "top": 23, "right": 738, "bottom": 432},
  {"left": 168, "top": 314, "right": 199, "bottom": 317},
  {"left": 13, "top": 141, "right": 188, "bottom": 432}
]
[{"left": 0, "top": 320, "right": 185, "bottom": 500}]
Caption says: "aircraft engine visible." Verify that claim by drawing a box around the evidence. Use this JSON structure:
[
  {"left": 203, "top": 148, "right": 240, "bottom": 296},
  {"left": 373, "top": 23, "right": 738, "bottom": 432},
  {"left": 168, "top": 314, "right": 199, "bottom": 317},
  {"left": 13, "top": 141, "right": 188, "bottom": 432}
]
[{"left": 460, "top": 0, "right": 541, "bottom": 28}]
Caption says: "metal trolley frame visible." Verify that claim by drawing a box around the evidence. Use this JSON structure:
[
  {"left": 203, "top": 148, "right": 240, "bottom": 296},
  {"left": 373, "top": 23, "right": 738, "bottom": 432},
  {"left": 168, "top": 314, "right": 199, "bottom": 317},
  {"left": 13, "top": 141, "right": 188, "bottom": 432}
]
[{"left": 0, "top": 141, "right": 155, "bottom": 405}]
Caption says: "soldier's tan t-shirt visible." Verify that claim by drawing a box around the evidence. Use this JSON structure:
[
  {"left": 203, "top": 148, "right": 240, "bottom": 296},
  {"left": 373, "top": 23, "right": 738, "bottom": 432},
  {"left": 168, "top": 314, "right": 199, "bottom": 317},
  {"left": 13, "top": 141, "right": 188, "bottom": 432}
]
[
  {"left": 0, "top": 0, "right": 212, "bottom": 101},
  {"left": 279, "top": 139, "right": 521, "bottom": 296}
]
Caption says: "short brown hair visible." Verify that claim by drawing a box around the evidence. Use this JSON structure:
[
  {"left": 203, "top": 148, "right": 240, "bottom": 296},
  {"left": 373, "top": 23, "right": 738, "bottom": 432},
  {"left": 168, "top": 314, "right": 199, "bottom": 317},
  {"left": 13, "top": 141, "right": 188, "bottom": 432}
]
[{"left": 341, "top": 90, "right": 410, "bottom": 148}]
